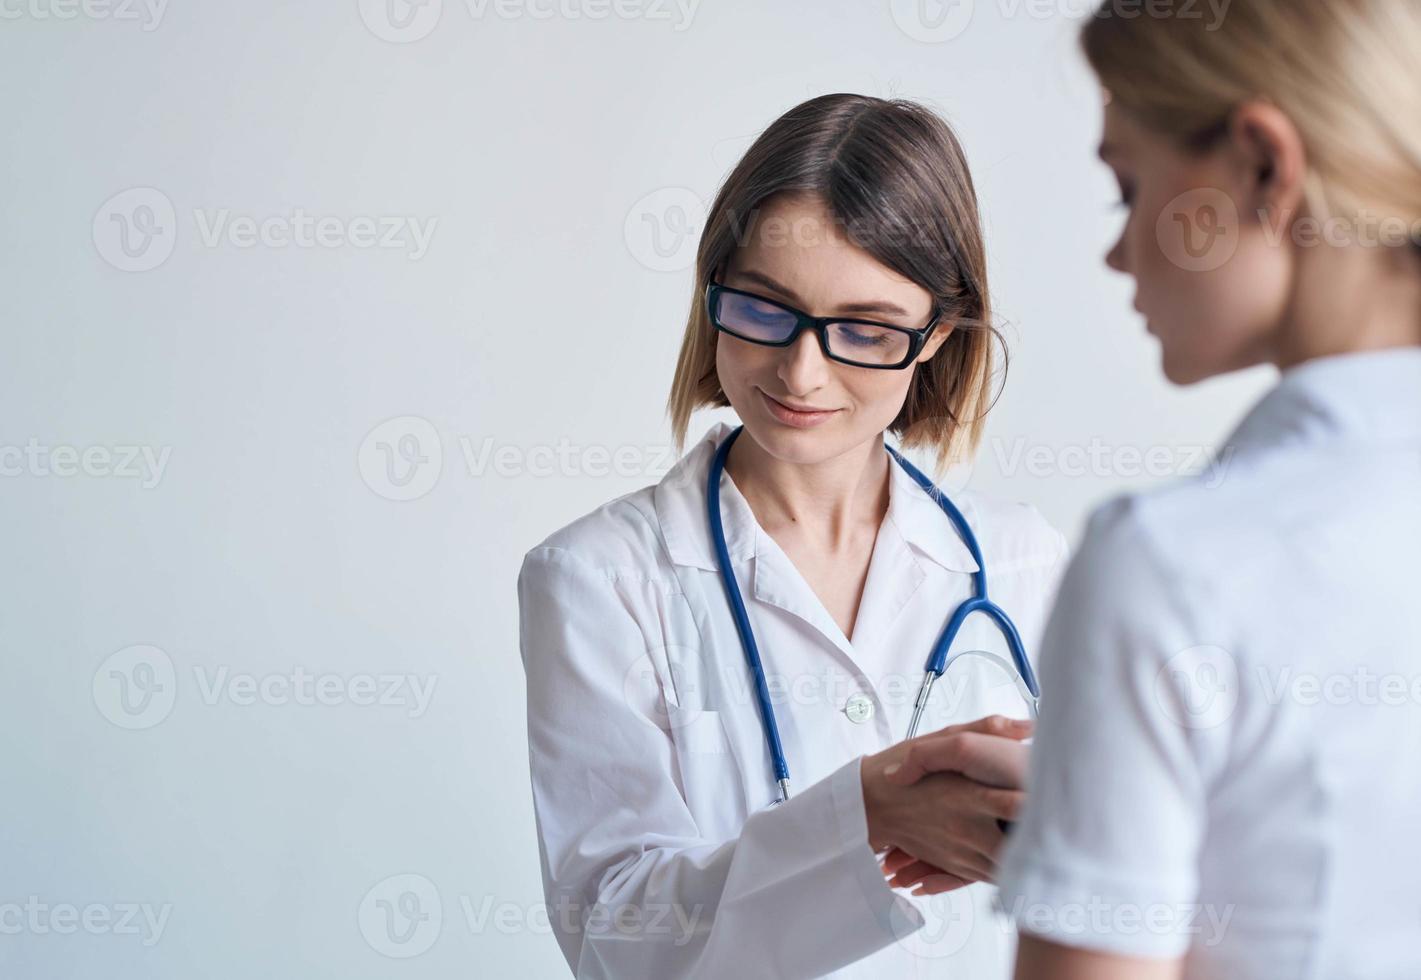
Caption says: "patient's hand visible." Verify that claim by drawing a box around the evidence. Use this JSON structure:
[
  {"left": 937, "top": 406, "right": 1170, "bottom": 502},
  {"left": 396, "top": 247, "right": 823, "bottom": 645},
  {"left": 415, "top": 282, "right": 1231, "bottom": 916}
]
[
  {"left": 886, "top": 714, "right": 1032, "bottom": 789},
  {"left": 862, "top": 715, "right": 1033, "bottom": 895}
]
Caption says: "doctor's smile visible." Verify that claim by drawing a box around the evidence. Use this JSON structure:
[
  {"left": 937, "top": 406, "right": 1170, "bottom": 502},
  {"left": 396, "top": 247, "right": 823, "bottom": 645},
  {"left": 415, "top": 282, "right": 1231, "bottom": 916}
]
[{"left": 756, "top": 388, "right": 840, "bottom": 428}]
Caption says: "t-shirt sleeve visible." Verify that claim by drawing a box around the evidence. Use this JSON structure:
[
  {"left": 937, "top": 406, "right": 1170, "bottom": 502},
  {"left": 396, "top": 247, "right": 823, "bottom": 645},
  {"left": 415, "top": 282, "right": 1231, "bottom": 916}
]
[{"left": 996, "top": 495, "right": 1227, "bottom": 959}]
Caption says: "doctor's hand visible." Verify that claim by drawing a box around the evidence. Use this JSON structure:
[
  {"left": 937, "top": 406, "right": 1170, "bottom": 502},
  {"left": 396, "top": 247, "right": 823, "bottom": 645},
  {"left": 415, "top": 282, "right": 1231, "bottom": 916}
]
[{"left": 860, "top": 715, "right": 1033, "bottom": 896}]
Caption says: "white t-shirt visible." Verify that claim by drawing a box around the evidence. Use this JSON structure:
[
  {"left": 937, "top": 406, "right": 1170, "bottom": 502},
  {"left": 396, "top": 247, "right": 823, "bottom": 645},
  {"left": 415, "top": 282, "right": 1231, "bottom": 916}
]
[{"left": 997, "top": 348, "right": 1421, "bottom": 979}]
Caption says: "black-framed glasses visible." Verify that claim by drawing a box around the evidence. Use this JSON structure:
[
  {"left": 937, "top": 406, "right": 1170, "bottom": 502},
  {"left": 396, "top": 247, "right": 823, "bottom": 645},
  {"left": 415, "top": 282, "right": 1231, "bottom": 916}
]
[{"left": 705, "top": 280, "right": 941, "bottom": 370}]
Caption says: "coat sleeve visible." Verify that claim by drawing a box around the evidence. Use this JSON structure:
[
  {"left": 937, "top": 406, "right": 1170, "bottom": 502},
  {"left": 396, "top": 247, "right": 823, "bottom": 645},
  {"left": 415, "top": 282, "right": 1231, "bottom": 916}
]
[{"left": 517, "top": 545, "right": 924, "bottom": 980}]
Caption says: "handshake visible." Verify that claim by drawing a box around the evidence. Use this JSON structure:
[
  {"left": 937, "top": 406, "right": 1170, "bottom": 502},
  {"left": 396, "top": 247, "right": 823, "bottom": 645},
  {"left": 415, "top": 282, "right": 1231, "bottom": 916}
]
[{"left": 860, "top": 714, "right": 1033, "bottom": 896}]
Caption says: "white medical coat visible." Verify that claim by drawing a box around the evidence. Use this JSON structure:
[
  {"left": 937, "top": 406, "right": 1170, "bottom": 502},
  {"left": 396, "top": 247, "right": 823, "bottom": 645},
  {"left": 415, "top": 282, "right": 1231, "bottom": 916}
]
[{"left": 518, "top": 420, "right": 1069, "bottom": 979}]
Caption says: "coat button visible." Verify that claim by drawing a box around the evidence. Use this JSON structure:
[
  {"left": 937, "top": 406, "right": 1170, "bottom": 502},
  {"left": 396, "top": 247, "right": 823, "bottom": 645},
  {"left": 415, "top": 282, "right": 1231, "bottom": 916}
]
[{"left": 844, "top": 692, "right": 874, "bottom": 724}]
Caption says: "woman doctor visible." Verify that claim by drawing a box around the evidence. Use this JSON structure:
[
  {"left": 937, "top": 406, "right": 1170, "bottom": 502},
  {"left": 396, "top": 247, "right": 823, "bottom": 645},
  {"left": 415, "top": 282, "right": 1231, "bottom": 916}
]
[{"left": 517, "top": 93, "right": 1069, "bottom": 978}]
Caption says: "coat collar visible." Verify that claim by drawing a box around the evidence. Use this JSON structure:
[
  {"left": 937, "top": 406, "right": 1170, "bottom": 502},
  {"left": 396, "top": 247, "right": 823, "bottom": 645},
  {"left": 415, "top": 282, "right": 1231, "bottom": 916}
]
[
  {"left": 1224, "top": 347, "right": 1421, "bottom": 457},
  {"left": 654, "top": 421, "right": 980, "bottom": 575}
]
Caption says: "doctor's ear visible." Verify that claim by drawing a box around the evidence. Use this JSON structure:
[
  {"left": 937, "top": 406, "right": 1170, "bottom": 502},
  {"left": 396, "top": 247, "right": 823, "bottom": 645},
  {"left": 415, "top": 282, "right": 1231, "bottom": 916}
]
[
  {"left": 1225, "top": 100, "right": 1308, "bottom": 229},
  {"left": 915, "top": 319, "right": 955, "bottom": 363}
]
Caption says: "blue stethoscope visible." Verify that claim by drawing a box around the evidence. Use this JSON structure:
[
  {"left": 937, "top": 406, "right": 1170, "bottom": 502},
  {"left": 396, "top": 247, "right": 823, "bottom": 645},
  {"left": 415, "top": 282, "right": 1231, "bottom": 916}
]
[{"left": 707, "top": 424, "right": 1040, "bottom": 804}]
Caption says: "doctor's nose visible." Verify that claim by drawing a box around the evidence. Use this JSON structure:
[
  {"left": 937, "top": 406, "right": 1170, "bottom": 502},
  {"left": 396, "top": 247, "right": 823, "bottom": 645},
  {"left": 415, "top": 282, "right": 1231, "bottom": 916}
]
[{"left": 776, "top": 329, "right": 833, "bottom": 395}]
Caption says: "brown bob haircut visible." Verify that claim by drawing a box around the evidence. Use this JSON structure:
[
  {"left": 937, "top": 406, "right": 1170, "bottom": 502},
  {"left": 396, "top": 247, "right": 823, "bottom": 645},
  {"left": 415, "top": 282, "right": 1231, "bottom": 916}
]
[{"left": 666, "top": 93, "right": 1003, "bottom": 476}]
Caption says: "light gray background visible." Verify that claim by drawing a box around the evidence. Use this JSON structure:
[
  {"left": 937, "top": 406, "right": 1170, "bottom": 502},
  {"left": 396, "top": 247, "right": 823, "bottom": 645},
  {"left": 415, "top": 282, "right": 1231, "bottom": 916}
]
[{"left": 0, "top": 1, "right": 1268, "bottom": 976}]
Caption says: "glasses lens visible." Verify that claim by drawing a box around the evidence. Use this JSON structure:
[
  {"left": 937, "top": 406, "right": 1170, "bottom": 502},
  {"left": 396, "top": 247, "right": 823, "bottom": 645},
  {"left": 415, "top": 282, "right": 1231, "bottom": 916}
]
[
  {"left": 826, "top": 321, "right": 913, "bottom": 366},
  {"left": 714, "top": 290, "right": 798, "bottom": 343}
]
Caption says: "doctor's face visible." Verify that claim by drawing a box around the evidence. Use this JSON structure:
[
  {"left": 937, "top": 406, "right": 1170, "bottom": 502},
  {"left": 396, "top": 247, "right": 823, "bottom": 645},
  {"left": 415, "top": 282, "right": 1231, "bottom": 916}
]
[{"left": 713, "top": 192, "right": 950, "bottom": 467}]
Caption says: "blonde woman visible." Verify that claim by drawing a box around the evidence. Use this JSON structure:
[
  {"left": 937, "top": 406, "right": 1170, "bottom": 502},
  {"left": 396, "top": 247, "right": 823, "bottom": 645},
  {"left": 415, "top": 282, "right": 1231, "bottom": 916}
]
[
  {"left": 939, "top": 2, "right": 1421, "bottom": 978},
  {"left": 517, "top": 94, "right": 1069, "bottom": 977}
]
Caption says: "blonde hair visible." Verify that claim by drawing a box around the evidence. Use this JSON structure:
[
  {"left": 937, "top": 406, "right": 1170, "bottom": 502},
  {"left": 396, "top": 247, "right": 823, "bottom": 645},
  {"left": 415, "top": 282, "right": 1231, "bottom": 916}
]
[
  {"left": 1081, "top": 0, "right": 1421, "bottom": 252},
  {"left": 665, "top": 94, "right": 1002, "bottom": 476}
]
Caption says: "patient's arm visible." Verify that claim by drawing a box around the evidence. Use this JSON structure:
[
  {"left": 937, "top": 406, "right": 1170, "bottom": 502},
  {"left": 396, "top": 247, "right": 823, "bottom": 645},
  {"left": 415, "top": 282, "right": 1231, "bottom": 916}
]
[{"left": 1015, "top": 933, "right": 1183, "bottom": 980}]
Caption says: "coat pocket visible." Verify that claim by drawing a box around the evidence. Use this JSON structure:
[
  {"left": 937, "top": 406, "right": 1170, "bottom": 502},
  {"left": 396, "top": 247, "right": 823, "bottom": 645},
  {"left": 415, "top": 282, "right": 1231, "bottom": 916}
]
[
  {"left": 664, "top": 703, "right": 749, "bottom": 837},
  {"left": 665, "top": 703, "right": 733, "bottom": 757}
]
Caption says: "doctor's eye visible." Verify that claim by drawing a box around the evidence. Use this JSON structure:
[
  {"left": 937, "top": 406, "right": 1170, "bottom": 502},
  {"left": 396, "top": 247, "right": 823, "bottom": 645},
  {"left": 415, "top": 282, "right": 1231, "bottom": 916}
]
[
  {"left": 833, "top": 324, "right": 896, "bottom": 347},
  {"left": 715, "top": 291, "right": 799, "bottom": 340},
  {"left": 743, "top": 298, "right": 792, "bottom": 322}
]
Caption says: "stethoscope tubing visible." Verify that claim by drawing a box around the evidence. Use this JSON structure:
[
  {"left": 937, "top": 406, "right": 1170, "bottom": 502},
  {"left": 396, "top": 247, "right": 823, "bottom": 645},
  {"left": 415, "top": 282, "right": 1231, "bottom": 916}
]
[
  {"left": 708, "top": 426, "right": 793, "bottom": 802},
  {"left": 708, "top": 425, "right": 1040, "bottom": 805}
]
